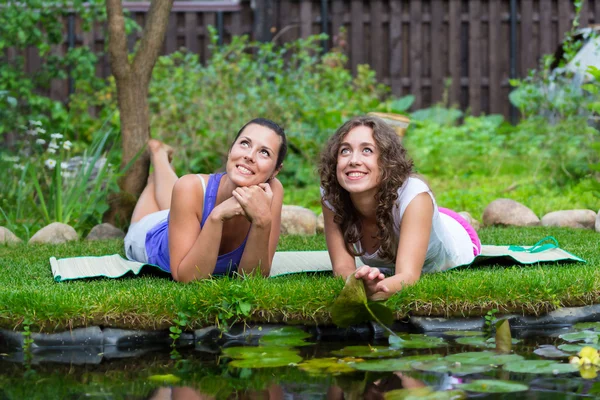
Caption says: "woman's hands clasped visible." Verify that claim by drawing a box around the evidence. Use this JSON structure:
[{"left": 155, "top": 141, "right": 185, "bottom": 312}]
[{"left": 232, "top": 183, "right": 274, "bottom": 228}]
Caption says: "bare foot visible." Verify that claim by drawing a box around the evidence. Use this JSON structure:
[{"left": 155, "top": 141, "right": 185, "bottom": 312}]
[{"left": 148, "top": 139, "right": 174, "bottom": 163}]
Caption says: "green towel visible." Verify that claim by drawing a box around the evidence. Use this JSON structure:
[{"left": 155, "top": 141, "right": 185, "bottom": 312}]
[{"left": 50, "top": 236, "right": 584, "bottom": 282}]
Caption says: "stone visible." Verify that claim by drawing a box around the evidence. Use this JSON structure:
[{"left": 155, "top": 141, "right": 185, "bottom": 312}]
[
  {"left": 86, "top": 223, "right": 125, "bottom": 241},
  {"left": 596, "top": 209, "right": 600, "bottom": 233},
  {"left": 482, "top": 198, "right": 540, "bottom": 227},
  {"left": 458, "top": 211, "right": 480, "bottom": 231},
  {"left": 0, "top": 227, "right": 22, "bottom": 245},
  {"left": 29, "top": 222, "right": 78, "bottom": 244},
  {"left": 280, "top": 205, "right": 317, "bottom": 235},
  {"left": 316, "top": 213, "right": 324, "bottom": 234},
  {"left": 541, "top": 209, "right": 597, "bottom": 229}
]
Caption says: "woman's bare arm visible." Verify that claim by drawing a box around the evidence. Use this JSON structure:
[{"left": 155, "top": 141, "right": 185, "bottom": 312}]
[{"left": 322, "top": 204, "right": 357, "bottom": 278}]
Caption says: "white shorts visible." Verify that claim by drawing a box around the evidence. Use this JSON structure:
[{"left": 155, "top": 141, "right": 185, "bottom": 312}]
[{"left": 124, "top": 209, "right": 170, "bottom": 263}]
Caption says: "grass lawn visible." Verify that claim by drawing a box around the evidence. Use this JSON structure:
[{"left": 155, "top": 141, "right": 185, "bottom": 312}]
[{"left": 0, "top": 226, "right": 598, "bottom": 332}]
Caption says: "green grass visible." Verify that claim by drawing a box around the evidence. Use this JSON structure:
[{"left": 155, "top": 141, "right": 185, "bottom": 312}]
[{"left": 0, "top": 226, "right": 598, "bottom": 332}]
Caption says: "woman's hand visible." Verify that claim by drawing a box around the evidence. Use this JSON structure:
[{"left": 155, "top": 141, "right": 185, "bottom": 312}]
[
  {"left": 355, "top": 266, "right": 390, "bottom": 301},
  {"left": 232, "top": 183, "right": 273, "bottom": 227},
  {"left": 212, "top": 196, "right": 246, "bottom": 222}
]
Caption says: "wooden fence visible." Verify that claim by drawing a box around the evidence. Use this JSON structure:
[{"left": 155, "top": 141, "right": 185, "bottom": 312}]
[{"left": 19, "top": 0, "right": 600, "bottom": 119}]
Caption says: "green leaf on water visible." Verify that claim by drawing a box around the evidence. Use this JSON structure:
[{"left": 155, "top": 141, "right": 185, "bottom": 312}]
[
  {"left": 390, "top": 334, "right": 447, "bottom": 349},
  {"left": 222, "top": 346, "right": 302, "bottom": 368},
  {"left": 443, "top": 330, "right": 485, "bottom": 337},
  {"left": 533, "top": 344, "right": 570, "bottom": 358},
  {"left": 384, "top": 387, "right": 466, "bottom": 399},
  {"left": 573, "top": 322, "right": 600, "bottom": 331},
  {"left": 297, "top": 357, "right": 358, "bottom": 375},
  {"left": 558, "top": 343, "right": 600, "bottom": 353},
  {"left": 259, "top": 327, "right": 312, "bottom": 346},
  {"left": 330, "top": 275, "right": 394, "bottom": 328},
  {"left": 456, "top": 379, "right": 528, "bottom": 393},
  {"left": 503, "top": 360, "right": 578, "bottom": 374},
  {"left": 412, "top": 360, "right": 494, "bottom": 376},
  {"left": 332, "top": 345, "right": 403, "bottom": 358},
  {"left": 147, "top": 374, "right": 181, "bottom": 384},
  {"left": 445, "top": 351, "right": 524, "bottom": 366},
  {"left": 495, "top": 319, "right": 512, "bottom": 353},
  {"left": 352, "top": 354, "right": 442, "bottom": 371},
  {"left": 455, "top": 337, "right": 495, "bottom": 348},
  {"left": 559, "top": 331, "right": 600, "bottom": 343}
]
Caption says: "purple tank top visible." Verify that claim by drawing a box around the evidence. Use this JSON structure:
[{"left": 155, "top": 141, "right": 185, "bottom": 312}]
[{"left": 145, "top": 172, "right": 248, "bottom": 275}]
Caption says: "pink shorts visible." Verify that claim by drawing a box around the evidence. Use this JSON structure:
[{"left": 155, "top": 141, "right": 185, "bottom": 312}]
[{"left": 438, "top": 207, "right": 481, "bottom": 256}]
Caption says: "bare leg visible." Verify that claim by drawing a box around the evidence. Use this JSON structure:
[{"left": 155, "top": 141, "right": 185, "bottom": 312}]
[
  {"left": 129, "top": 140, "right": 178, "bottom": 224},
  {"left": 148, "top": 139, "right": 178, "bottom": 210}
]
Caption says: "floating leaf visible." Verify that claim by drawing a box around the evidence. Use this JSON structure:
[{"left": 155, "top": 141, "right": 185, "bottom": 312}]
[
  {"left": 352, "top": 354, "right": 441, "bottom": 372},
  {"left": 445, "top": 351, "right": 524, "bottom": 366},
  {"left": 222, "top": 346, "right": 302, "bottom": 369},
  {"left": 443, "top": 330, "right": 485, "bottom": 337},
  {"left": 332, "top": 345, "right": 403, "bottom": 358},
  {"left": 259, "top": 327, "right": 312, "bottom": 347},
  {"left": 390, "top": 334, "right": 446, "bottom": 349},
  {"left": 558, "top": 343, "right": 600, "bottom": 353},
  {"left": 456, "top": 379, "right": 528, "bottom": 393},
  {"left": 495, "top": 319, "right": 512, "bottom": 353},
  {"left": 298, "top": 357, "right": 358, "bottom": 375},
  {"left": 455, "top": 337, "right": 495, "bottom": 348},
  {"left": 148, "top": 374, "right": 181, "bottom": 384},
  {"left": 573, "top": 322, "right": 600, "bottom": 331},
  {"left": 384, "top": 387, "right": 465, "bottom": 399},
  {"left": 559, "top": 331, "right": 600, "bottom": 343},
  {"left": 534, "top": 345, "right": 570, "bottom": 359},
  {"left": 412, "top": 359, "right": 494, "bottom": 375},
  {"left": 503, "top": 360, "right": 578, "bottom": 374}
]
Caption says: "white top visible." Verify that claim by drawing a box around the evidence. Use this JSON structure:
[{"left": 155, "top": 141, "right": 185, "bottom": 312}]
[{"left": 322, "top": 177, "right": 475, "bottom": 275}]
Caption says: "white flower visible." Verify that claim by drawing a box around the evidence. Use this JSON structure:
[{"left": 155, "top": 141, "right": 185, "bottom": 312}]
[
  {"left": 36, "top": 138, "right": 46, "bottom": 145},
  {"left": 13, "top": 164, "right": 25, "bottom": 170},
  {"left": 1, "top": 155, "right": 19, "bottom": 162},
  {"left": 48, "top": 140, "right": 59, "bottom": 149},
  {"left": 63, "top": 140, "right": 72, "bottom": 150},
  {"left": 36, "top": 127, "right": 46, "bottom": 134},
  {"left": 26, "top": 129, "right": 38, "bottom": 136},
  {"left": 61, "top": 162, "right": 69, "bottom": 169},
  {"left": 45, "top": 159, "right": 56, "bottom": 170},
  {"left": 50, "top": 133, "right": 63, "bottom": 139},
  {"left": 47, "top": 147, "right": 56, "bottom": 154},
  {"left": 29, "top": 120, "right": 42, "bottom": 126},
  {"left": 61, "top": 171, "right": 74, "bottom": 179}
]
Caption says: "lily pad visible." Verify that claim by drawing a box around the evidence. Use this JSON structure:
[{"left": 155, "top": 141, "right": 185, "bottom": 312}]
[
  {"left": 533, "top": 345, "right": 570, "bottom": 359},
  {"left": 384, "top": 387, "right": 466, "bottom": 399},
  {"left": 222, "top": 346, "right": 302, "bottom": 369},
  {"left": 412, "top": 360, "right": 494, "bottom": 376},
  {"left": 558, "top": 343, "right": 600, "bottom": 353},
  {"left": 559, "top": 331, "right": 600, "bottom": 343},
  {"left": 456, "top": 379, "right": 528, "bottom": 393},
  {"left": 298, "top": 357, "right": 359, "bottom": 375},
  {"left": 390, "top": 334, "right": 446, "bottom": 349},
  {"left": 502, "top": 360, "right": 578, "bottom": 374},
  {"left": 352, "top": 354, "right": 442, "bottom": 372},
  {"left": 443, "top": 330, "right": 485, "bottom": 337},
  {"left": 573, "top": 322, "right": 600, "bottom": 331},
  {"left": 330, "top": 275, "right": 394, "bottom": 328},
  {"left": 259, "top": 327, "right": 313, "bottom": 346},
  {"left": 454, "top": 337, "right": 495, "bottom": 348},
  {"left": 332, "top": 345, "right": 403, "bottom": 358},
  {"left": 445, "top": 351, "right": 524, "bottom": 366}
]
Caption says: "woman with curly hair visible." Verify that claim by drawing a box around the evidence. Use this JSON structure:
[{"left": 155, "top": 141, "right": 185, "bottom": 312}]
[{"left": 319, "top": 115, "right": 480, "bottom": 300}]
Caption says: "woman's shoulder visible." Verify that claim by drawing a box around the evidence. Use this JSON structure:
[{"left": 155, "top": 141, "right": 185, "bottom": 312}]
[{"left": 270, "top": 177, "right": 284, "bottom": 193}]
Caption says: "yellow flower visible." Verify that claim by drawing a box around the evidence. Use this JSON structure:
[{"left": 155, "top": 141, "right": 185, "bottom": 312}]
[
  {"left": 578, "top": 346, "right": 600, "bottom": 366},
  {"left": 580, "top": 366, "right": 598, "bottom": 380}
]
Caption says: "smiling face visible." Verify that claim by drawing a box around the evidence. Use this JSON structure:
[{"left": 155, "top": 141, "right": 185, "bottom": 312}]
[
  {"left": 226, "top": 123, "right": 282, "bottom": 186},
  {"left": 335, "top": 125, "right": 381, "bottom": 196}
]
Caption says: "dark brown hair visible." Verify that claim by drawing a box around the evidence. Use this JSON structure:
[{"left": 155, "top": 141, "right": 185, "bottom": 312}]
[{"left": 319, "top": 115, "right": 414, "bottom": 261}]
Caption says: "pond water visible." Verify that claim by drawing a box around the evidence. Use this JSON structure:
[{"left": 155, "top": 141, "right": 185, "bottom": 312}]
[{"left": 1, "top": 324, "right": 600, "bottom": 399}]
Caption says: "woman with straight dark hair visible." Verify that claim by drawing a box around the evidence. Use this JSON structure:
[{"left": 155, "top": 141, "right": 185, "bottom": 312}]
[{"left": 124, "top": 118, "right": 288, "bottom": 282}]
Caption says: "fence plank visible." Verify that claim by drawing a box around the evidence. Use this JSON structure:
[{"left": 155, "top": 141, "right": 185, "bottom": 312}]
[
  {"left": 539, "top": 0, "right": 552, "bottom": 55},
  {"left": 202, "top": 12, "right": 216, "bottom": 62},
  {"left": 580, "top": 0, "right": 589, "bottom": 28},
  {"left": 489, "top": 0, "right": 501, "bottom": 115},
  {"left": 331, "top": 0, "right": 344, "bottom": 40},
  {"left": 370, "top": 0, "right": 384, "bottom": 81},
  {"left": 389, "top": 0, "right": 403, "bottom": 96},
  {"left": 520, "top": 0, "right": 534, "bottom": 76},
  {"left": 229, "top": 8, "right": 243, "bottom": 36},
  {"left": 184, "top": 12, "right": 199, "bottom": 53},
  {"left": 164, "top": 13, "right": 178, "bottom": 54},
  {"left": 430, "top": 0, "right": 444, "bottom": 104},
  {"left": 350, "top": 0, "right": 364, "bottom": 74},
  {"left": 448, "top": 0, "right": 461, "bottom": 107},
  {"left": 558, "top": 0, "right": 571, "bottom": 43},
  {"left": 469, "top": 0, "right": 481, "bottom": 115},
  {"left": 410, "top": 0, "right": 423, "bottom": 109},
  {"left": 300, "top": 0, "right": 312, "bottom": 38}
]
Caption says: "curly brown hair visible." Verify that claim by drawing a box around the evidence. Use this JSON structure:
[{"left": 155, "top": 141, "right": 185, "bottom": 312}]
[{"left": 319, "top": 115, "right": 414, "bottom": 262}]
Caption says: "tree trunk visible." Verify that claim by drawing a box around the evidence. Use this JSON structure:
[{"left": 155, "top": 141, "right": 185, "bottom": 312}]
[{"left": 103, "top": 0, "right": 174, "bottom": 227}]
